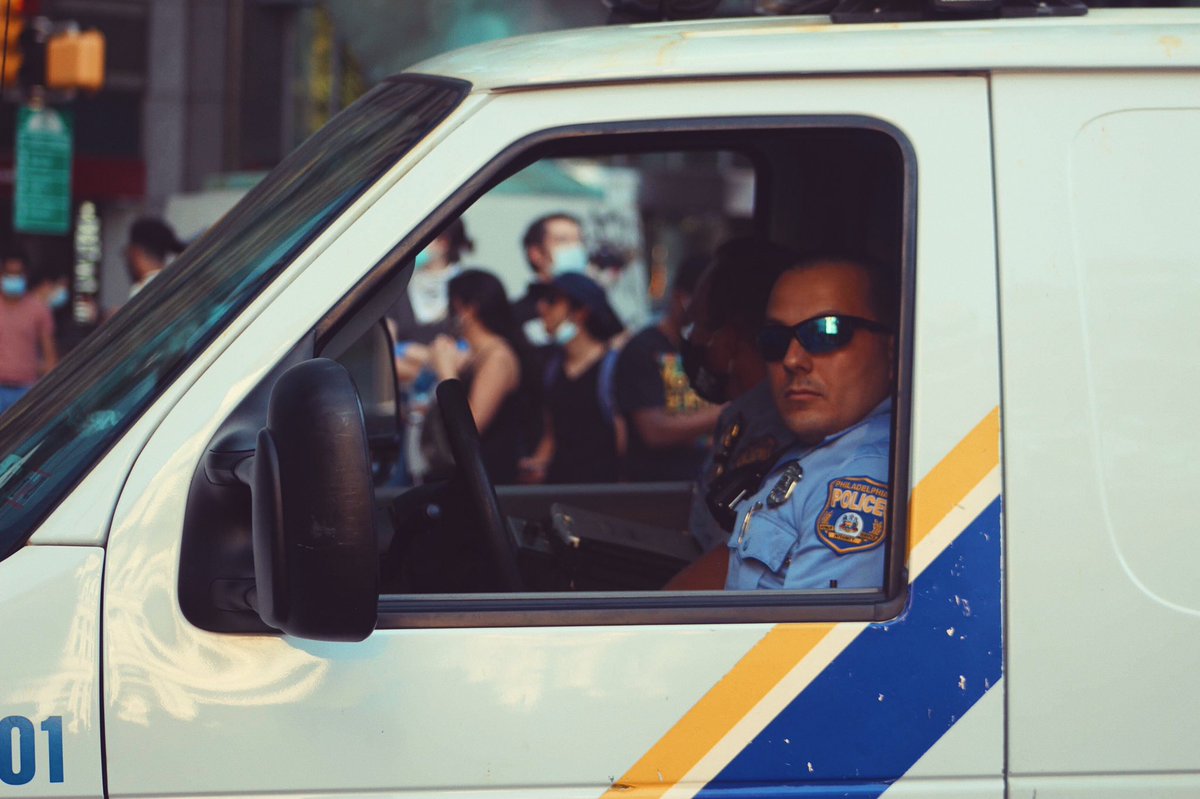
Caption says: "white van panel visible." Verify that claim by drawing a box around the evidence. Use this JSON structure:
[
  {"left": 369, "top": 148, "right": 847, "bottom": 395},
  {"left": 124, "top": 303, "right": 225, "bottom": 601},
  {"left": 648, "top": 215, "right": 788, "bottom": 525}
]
[
  {"left": 0, "top": 547, "right": 103, "bottom": 798},
  {"left": 1069, "top": 108, "right": 1200, "bottom": 613},
  {"left": 994, "top": 71, "right": 1200, "bottom": 781}
]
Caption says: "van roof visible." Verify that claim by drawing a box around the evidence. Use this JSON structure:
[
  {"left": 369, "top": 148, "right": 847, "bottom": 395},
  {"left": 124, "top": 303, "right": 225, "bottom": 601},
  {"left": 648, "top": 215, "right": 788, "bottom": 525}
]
[{"left": 409, "top": 9, "right": 1200, "bottom": 91}]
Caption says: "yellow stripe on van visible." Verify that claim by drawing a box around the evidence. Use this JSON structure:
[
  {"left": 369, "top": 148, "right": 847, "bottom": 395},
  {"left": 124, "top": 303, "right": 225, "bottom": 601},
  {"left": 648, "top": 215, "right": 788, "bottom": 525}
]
[
  {"left": 601, "top": 406, "right": 1001, "bottom": 799},
  {"left": 607, "top": 624, "right": 836, "bottom": 798},
  {"left": 908, "top": 407, "right": 1000, "bottom": 553}
]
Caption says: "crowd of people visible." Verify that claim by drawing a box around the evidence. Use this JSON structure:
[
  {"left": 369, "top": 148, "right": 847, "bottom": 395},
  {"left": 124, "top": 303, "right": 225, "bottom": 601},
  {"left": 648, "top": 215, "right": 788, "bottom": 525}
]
[
  {"left": 0, "top": 216, "right": 184, "bottom": 414},
  {"left": 1, "top": 204, "right": 897, "bottom": 593},
  {"left": 390, "top": 211, "right": 898, "bottom": 592},
  {"left": 389, "top": 211, "right": 728, "bottom": 491}
]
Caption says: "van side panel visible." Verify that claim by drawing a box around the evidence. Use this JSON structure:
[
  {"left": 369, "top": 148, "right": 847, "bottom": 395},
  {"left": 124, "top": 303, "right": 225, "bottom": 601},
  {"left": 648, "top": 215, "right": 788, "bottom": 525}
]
[
  {"left": 993, "top": 70, "right": 1200, "bottom": 796},
  {"left": 0, "top": 547, "right": 104, "bottom": 799}
]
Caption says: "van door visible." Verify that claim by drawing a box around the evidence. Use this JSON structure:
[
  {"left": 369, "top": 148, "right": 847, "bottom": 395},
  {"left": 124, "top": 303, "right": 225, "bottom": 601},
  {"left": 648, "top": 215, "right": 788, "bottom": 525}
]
[
  {"left": 994, "top": 71, "right": 1200, "bottom": 798},
  {"left": 101, "top": 73, "right": 1002, "bottom": 799}
]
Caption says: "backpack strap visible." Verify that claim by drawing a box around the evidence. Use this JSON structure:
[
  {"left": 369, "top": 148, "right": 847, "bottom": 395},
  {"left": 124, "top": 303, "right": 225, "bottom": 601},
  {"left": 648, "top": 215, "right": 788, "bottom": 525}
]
[{"left": 596, "top": 348, "right": 620, "bottom": 427}]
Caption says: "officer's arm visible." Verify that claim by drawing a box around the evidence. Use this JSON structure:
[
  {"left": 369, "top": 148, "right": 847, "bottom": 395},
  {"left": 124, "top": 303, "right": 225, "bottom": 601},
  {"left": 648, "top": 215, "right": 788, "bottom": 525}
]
[{"left": 664, "top": 546, "right": 729, "bottom": 590}]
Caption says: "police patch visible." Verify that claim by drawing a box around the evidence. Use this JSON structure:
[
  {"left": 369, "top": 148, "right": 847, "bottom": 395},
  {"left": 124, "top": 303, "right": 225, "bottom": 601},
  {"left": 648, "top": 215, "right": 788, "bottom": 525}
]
[{"left": 816, "top": 475, "right": 888, "bottom": 554}]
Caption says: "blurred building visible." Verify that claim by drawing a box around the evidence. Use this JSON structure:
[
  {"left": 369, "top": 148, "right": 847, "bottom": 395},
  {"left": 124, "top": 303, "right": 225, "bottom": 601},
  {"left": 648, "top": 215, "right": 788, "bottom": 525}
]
[{"left": 0, "top": 0, "right": 605, "bottom": 335}]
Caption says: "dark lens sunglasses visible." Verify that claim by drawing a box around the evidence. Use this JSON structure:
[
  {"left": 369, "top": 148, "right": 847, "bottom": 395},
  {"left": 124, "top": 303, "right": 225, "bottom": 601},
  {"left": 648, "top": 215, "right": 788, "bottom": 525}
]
[{"left": 757, "top": 315, "right": 890, "bottom": 361}]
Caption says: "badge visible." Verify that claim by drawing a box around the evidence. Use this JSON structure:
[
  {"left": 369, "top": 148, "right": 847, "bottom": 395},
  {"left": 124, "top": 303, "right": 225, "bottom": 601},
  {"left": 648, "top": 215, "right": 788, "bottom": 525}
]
[
  {"left": 816, "top": 475, "right": 888, "bottom": 554},
  {"left": 766, "top": 461, "right": 803, "bottom": 508}
]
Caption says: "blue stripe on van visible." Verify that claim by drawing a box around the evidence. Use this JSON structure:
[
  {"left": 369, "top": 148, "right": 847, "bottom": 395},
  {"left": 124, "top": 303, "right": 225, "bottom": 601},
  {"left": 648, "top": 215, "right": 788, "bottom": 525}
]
[{"left": 696, "top": 497, "right": 1003, "bottom": 798}]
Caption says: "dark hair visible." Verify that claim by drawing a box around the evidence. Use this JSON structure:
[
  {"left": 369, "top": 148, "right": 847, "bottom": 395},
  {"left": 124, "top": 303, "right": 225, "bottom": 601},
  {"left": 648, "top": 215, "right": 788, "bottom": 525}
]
[
  {"left": 787, "top": 252, "right": 899, "bottom": 329},
  {"left": 673, "top": 254, "right": 709, "bottom": 297},
  {"left": 1, "top": 246, "right": 28, "bottom": 270},
  {"left": 521, "top": 213, "right": 582, "bottom": 255},
  {"left": 547, "top": 272, "right": 625, "bottom": 342},
  {"left": 440, "top": 218, "right": 474, "bottom": 264},
  {"left": 448, "top": 269, "right": 516, "bottom": 342},
  {"left": 448, "top": 269, "right": 538, "bottom": 397},
  {"left": 702, "top": 237, "right": 797, "bottom": 332},
  {"left": 129, "top": 217, "right": 185, "bottom": 262}
]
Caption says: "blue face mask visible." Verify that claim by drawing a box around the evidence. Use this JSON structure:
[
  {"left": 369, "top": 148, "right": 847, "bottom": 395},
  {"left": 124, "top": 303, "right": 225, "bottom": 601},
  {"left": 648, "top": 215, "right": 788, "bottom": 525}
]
[
  {"left": 1, "top": 275, "right": 27, "bottom": 298},
  {"left": 553, "top": 319, "right": 579, "bottom": 345},
  {"left": 414, "top": 247, "right": 433, "bottom": 270},
  {"left": 47, "top": 286, "right": 68, "bottom": 309},
  {"left": 551, "top": 244, "right": 588, "bottom": 275}
]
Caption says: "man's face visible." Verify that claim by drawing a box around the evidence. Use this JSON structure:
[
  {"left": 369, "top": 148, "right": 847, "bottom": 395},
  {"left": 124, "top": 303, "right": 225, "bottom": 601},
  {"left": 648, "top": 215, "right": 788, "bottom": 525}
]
[
  {"left": 2, "top": 258, "right": 24, "bottom": 278},
  {"left": 765, "top": 262, "right": 893, "bottom": 444},
  {"left": 528, "top": 218, "right": 583, "bottom": 280}
]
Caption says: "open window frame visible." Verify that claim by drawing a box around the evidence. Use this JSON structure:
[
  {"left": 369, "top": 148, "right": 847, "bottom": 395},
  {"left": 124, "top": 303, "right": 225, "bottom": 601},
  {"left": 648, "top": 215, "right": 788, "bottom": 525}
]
[{"left": 317, "top": 114, "right": 917, "bottom": 629}]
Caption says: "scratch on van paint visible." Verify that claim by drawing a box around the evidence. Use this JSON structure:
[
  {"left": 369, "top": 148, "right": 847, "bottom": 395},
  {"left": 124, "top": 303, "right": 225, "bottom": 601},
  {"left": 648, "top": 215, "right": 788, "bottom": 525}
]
[{"left": 1160, "top": 35, "right": 1183, "bottom": 58}]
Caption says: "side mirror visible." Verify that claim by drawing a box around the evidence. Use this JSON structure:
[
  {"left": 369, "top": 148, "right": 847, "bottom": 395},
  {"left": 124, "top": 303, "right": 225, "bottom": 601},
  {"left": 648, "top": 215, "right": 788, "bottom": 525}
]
[{"left": 252, "top": 358, "right": 378, "bottom": 641}]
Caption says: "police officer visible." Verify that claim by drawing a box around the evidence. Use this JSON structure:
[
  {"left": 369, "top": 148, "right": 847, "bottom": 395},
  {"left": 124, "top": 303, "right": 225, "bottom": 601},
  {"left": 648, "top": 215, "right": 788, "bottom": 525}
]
[
  {"left": 679, "top": 237, "right": 798, "bottom": 552},
  {"left": 670, "top": 255, "right": 895, "bottom": 590}
]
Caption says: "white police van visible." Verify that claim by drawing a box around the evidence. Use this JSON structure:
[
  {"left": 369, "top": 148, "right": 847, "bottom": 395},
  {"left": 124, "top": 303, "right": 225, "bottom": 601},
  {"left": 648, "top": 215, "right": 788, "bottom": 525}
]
[{"left": 1, "top": 3, "right": 1198, "bottom": 797}]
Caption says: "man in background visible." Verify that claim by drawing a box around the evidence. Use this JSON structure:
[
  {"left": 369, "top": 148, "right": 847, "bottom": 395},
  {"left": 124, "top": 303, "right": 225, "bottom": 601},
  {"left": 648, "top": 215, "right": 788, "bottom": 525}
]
[
  {"left": 0, "top": 250, "right": 57, "bottom": 412},
  {"left": 615, "top": 255, "right": 722, "bottom": 482},
  {"left": 511, "top": 213, "right": 587, "bottom": 332}
]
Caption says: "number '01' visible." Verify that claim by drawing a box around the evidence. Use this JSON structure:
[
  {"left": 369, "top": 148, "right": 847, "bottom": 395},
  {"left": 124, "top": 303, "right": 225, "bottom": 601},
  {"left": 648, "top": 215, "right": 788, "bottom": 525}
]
[{"left": 1, "top": 716, "right": 64, "bottom": 786}]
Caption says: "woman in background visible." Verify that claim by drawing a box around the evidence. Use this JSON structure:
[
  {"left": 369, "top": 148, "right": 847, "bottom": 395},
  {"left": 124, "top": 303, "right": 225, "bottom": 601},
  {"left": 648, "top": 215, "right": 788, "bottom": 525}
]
[
  {"left": 522, "top": 272, "right": 626, "bottom": 484},
  {"left": 427, "top": 269, "right": 529, "bottom": 485}
]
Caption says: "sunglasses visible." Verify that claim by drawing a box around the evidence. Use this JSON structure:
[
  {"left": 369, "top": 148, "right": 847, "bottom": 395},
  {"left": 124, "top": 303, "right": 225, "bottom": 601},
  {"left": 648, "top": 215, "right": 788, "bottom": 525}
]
[{"left": 757, "top": 315, "right": 890, "bottom": 361}]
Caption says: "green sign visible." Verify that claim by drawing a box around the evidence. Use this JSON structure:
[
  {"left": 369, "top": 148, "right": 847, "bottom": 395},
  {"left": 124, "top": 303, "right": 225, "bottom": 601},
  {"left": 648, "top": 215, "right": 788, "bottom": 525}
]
[{"left": 14, "top": 106, "right": 74, "bottom": 235}]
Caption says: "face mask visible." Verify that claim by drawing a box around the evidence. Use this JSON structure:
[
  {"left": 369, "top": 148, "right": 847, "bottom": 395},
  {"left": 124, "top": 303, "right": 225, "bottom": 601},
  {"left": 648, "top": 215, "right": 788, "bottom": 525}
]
[
  {"left": 1, "top": 275, "right": 27, "bottom": 298},
  {"left": 413, "top": 246, "right": 433, "bottom": 270},
  {"left": 552, "top": 319, "right": 579, "bottom": 346},
  {"left": 47, "top": 286, "right": 68, "bottom": 309},
  {"left": 679, "top": 329, "right": 729, "bottom": 404},
  {"left": 551, "top": 244, "right": 588, "bottom": 275}
]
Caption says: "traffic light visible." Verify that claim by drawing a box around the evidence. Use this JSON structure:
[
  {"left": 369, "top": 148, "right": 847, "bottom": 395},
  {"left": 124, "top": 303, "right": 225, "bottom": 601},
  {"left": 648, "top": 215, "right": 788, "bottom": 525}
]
[
  {"left": 0, "top": 0, "right": 25, "bottom": 88},
  {"left": 47, "top": 28, "right": 103, "bottom": 92}
]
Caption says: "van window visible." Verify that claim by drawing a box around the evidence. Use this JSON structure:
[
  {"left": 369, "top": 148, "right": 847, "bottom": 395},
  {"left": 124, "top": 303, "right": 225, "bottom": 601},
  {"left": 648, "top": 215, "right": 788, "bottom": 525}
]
[{"left": 335, "top": 122, "right": 912, "bottom": 624}]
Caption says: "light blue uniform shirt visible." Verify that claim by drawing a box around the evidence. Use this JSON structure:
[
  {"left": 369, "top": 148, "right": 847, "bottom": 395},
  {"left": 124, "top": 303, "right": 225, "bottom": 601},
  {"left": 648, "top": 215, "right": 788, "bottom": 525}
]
[{"left": 725, "top": 399, "right": 891, "bottom": 591}]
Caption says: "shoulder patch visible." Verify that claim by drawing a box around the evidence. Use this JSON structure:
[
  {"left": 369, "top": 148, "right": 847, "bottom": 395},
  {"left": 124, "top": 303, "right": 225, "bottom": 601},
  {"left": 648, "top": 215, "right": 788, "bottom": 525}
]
[{"left": 816, "top": 475, "right": 888, "bottom": 554}]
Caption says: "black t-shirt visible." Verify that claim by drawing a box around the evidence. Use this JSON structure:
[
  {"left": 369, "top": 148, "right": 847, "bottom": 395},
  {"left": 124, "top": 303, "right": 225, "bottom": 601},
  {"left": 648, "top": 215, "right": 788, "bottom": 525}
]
[
  {"left": 546, "top": 354, "right": 619, "bottom": 484},
  {"left": 511, "top": 283, "right": 545, "bottom": 327},
  {"left": 614, "top": 325, "right": 710, "bottom": 482}
]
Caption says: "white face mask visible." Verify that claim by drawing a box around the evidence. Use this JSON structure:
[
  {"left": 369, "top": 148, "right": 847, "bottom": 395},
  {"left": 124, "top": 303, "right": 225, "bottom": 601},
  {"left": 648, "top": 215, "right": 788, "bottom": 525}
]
[
  {"left": 551, "top": 244, "right": 588, "bottom": 275},
  {"left": 552, "top": 319, "right": 579, "bottom": 345}
]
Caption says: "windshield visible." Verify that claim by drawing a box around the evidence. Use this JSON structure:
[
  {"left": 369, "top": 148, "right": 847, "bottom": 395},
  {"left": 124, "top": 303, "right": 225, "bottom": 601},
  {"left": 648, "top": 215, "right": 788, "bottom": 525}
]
[{"left": 0, "top": 75, "right": 468, "bottom": 562}]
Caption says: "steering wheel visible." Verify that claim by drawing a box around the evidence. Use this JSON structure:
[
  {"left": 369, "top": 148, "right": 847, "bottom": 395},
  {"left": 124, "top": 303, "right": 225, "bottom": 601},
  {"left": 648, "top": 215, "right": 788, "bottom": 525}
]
[{"left": 435, "top": 379, "right": 524, "bottom": 591}]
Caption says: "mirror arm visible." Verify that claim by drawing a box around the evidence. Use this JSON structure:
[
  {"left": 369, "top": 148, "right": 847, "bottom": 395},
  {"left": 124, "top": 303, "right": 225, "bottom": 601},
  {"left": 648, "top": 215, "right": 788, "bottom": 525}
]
[{"left": 204, "top": 449, "right": 256, "bottom": 487}]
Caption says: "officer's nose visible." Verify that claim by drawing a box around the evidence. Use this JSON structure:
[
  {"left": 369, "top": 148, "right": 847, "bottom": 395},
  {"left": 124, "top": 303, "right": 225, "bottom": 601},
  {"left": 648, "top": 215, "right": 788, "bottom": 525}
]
[{"left": 782, "top": 337, "right": 812, "bottom": 373}]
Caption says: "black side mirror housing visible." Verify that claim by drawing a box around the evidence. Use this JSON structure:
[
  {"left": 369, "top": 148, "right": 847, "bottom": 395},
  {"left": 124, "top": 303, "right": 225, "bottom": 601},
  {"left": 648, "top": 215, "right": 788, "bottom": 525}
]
[{"left": 252, "top": 358, "right": 378, "bottom": 641}]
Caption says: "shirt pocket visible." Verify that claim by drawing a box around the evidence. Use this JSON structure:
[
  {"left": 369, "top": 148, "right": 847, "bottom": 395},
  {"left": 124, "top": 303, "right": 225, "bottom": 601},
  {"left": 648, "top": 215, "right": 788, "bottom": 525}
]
[{"left": 728, "top": 511, "right": 797, "bottom": 589}]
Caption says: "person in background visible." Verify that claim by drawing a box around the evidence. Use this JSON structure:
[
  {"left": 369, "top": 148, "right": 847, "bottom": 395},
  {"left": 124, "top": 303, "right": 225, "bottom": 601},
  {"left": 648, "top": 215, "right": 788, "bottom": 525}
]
[
  {"left": 426, "top": 269, "right": 530, "bottom": 485},
  {"left": 388, "top": 219, "right": 475, "bottom": 485},
  {"left": 391, "top": 218, "right": 474, "bottom": 380},
  {"left": 0, "top": 250, "right": 57, "bottom": 412},
  {"left": 126, "top": 217, "right": 185, "bottom": 298},
  {"left": 511, "top": 213, "right": 587, "bottom": 332},
  {"left": 680, "top": 237, "right": 798, "bottom": 552},
  {"left": 615, "top": 255, "right": 722, "bottom": 482},
  {"left": 521, "top": 272, "right": 626, "bottom": 485}
]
